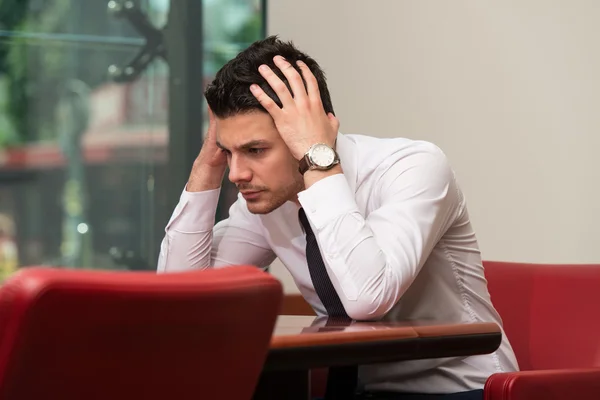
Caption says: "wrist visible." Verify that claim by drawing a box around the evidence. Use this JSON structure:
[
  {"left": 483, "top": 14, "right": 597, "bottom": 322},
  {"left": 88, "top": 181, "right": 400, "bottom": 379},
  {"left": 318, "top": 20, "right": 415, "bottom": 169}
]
[
  {"left": 187, "top": 163, "right": 226, "bottom": 192},
  {"left": 298, "top": 140, "right": 340, "bottom": 176},
  {"left": 293, "top": 137, "right": 336, "bottom": 161},
  {"left": 303, "top": 164, "right": 343, "bottom": 189}
]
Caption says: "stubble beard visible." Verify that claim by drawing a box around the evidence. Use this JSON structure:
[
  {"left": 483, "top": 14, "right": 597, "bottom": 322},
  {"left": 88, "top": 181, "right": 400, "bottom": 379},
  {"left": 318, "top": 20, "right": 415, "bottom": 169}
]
[{"left": 246, "top": 174, "right": 304, "bottom": 215}]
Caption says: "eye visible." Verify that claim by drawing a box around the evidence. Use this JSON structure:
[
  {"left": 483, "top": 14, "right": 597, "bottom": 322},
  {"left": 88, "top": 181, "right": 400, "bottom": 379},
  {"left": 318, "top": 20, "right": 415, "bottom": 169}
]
[{"left": 248, "top": 148, "right": 265, "bottom": 155}]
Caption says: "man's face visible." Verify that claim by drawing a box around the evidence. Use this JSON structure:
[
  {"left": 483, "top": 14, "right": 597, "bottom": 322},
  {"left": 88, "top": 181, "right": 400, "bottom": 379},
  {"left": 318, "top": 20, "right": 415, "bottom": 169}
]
[{"left": 216, "top": 111, "right": 304, "bottom": 214}]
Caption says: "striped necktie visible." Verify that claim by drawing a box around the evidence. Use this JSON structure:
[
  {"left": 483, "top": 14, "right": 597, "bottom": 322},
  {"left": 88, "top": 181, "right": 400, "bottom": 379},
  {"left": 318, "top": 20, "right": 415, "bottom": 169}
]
[
  {"left": 298, "top": 208, "right": 349, "bottom": 318},
  {"left": 298, "top": 208, "right": 357, "bottom": 400}
]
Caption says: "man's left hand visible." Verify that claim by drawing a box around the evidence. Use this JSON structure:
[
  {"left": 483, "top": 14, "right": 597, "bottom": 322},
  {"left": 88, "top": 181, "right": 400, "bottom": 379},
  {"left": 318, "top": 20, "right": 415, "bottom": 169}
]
[{"left": 249, "top": 56, "right": 339, "bottom": 160}]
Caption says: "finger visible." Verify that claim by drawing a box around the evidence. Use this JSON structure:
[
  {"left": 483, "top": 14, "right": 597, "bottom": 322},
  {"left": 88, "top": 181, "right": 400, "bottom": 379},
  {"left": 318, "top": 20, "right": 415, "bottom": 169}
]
[
  {"left": 327, "top": 112, "right": 340, "bottom": 133},
  {"left": 296, "top": 60, "right": 322, "bottom": 103},
  {"left": 273, "top": 55, "right": 308, "bottom": 103},
  {"left": 215, "top": 148, "right": 228, "bottom": 163},
  {"left": 257, "top": 64, "right": 295, "bottom": 108},
  {"left": 205, "top": 105, "right": 217, "bottom": 139},
  {"left": 207, "top": 105, "right": 215, "bottom": 124},
  {"left": 207, "top": 106, "right": 217, "bottom": 131},
  {"left": 250, "top": 83, "right": 282, "bottom": 117}
]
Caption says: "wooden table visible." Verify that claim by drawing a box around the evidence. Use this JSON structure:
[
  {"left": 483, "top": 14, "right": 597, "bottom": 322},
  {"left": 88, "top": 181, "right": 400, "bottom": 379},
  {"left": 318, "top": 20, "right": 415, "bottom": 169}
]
[{"left": 253, "top": 315, "right": 502, "bottom": 400}]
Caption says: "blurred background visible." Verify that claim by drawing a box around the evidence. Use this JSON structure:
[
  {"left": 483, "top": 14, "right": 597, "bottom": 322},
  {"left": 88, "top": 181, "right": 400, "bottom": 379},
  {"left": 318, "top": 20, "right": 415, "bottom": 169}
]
[
  {"left": 1, "top": 1, "right": 599, "bottom": 293},
  {"left": 0, "top": 0, "right": 264, "bottom": 277}
]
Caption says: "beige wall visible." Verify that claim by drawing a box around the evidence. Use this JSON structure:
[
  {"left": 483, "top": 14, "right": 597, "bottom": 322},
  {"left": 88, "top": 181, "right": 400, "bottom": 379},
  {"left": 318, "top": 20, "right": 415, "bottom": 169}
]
[{"left": 267, "top": 1, "right": 600, "bottom": 292}]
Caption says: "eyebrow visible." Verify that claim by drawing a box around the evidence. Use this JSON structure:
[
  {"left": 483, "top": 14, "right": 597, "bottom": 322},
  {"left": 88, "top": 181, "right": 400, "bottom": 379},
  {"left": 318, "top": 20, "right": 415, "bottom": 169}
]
[
  {"left": 216, "top": 141, "right": 229, "bottom": 151},
  {"left": 216, "top": 139, "right": 270, "bottom": 152}
]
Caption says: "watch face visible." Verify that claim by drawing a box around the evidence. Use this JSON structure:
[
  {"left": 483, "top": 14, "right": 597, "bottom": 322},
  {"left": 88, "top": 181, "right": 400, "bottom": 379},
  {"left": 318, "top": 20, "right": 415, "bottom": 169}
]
[{"left": 310, "top": 144, "right": 335, "bottom": 167}]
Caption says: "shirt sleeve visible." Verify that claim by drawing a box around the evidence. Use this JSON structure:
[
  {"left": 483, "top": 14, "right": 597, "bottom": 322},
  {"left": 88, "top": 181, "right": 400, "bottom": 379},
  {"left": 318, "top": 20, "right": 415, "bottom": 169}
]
[
  {"left": 297, "top": 147, "right": 462, "bottom": 320},
  {"left": 157, "top": 188, "right": 276, "bottom": 273}
]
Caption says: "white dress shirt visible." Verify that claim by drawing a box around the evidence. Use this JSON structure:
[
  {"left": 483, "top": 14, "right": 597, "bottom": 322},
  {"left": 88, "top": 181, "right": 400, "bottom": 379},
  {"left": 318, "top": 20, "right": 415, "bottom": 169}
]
[{"left": 158, "top": 132, "right": 519, "bottom": 394}]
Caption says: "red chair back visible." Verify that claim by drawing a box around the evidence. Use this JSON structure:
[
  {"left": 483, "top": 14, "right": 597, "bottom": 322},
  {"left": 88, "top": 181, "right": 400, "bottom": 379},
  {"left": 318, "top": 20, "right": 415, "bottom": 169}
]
[
  {"left": 0, "top": 266, "right": 282, "bottom": 400},
  {"left": 484, "top": 261, "right": 600, "bottom": 371}
]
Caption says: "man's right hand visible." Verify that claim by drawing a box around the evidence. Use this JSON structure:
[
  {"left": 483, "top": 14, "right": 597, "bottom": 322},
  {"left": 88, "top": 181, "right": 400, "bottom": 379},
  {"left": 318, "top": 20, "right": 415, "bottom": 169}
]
[{"left": 186, "top": 106, "right": 228, "bottom": 192}]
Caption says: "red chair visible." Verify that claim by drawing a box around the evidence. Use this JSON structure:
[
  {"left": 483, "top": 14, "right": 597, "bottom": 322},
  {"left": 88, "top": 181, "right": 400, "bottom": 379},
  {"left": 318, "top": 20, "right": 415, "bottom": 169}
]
[
  {"left": 0, "top": 266, "right": 282, "bottom": 400},
  {"left": 484, "top": 261, "right": 600, "bottom": 399}
]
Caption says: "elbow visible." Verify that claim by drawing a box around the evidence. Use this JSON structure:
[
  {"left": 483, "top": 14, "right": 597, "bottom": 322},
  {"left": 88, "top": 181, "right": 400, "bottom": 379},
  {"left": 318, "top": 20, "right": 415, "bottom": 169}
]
[
  {"left": 157, "top": 252, "right": 211, "bottom": 274},
  {"left": 344, "top": 302, "right": 389, "bottom": 321},
  {"left": 345, "top": 300, "right": 393, "bottom": 321},
  {"left": 342, "top": 285, "right": 403, "bottom": 321},
  {"left": 332, "top": 255, "right": 408, "bottom": 321}
]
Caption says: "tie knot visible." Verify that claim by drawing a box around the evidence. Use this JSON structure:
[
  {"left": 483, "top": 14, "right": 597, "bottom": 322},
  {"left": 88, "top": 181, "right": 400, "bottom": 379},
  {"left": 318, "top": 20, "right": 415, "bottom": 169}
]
[{"left": 298, "top": 208, "right": 312, "bottom": 234}]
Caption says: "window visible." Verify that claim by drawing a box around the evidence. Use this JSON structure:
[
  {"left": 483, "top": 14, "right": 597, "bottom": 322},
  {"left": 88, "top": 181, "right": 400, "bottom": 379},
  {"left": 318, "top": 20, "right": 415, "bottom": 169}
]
[{"left": 0, "top": 0, "right": 266, "bottom": 278}]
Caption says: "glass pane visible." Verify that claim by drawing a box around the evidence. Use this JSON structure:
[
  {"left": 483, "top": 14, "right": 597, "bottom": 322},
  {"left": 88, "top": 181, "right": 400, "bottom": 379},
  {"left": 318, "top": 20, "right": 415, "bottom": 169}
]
[
  {"left": 0, "top": 0, "right": 169, "bottom": 278},
  {"left": 0, "top": 0, "right": 266, "bottom": 281},
  {"left": 203, "top": 0, "right": 266, "bottom": 220},
  {"left": 0, "top": 0, "right": 156, "bottom": 37},
  {"left": 204, "top": 0, "right": 264, "bottom": 76}
]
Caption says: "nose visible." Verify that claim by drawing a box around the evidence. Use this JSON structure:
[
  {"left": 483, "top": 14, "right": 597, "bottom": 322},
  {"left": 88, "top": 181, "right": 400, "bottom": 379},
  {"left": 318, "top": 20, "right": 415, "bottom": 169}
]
[{"left": 228, "top": 154, "right": 252, "bottom": 184}]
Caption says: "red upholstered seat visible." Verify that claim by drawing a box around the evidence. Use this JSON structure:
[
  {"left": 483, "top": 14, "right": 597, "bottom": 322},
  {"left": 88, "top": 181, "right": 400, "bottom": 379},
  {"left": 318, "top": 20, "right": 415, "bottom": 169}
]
[
  {"left": 484, "top": 261, "right": 600, "bottom": 400},
  {"left": 306, "top": 261, "right": 600, "bottom": 398},
  {"left": 0, "top": 266, "right": 282, "bottom": 400}
]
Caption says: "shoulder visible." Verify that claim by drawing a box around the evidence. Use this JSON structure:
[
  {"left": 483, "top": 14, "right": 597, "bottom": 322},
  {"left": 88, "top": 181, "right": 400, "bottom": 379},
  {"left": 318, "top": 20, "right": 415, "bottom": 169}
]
[
  {"left": 347, "top": 133, "right": 445, "bottom": 158},
  {"left": 347, "top": 133, "right": 453, "bottom": 184},
  {"left": 353, "top": 134, "right": 463, "bottom": 210}
]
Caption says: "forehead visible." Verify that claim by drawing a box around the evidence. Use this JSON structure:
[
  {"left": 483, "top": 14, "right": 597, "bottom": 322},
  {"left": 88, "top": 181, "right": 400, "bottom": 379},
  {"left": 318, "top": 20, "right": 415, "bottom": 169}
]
[{"left": 215, "top": 112, "right": 279, "bottom": 147}]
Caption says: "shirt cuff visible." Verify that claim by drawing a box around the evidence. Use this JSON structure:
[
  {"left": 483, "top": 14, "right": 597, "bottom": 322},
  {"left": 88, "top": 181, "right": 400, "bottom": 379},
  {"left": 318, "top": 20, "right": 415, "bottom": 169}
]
[
  {"left": 166, "top": 187, "right": 221, "bottom": 233},
  {"left": 297, "top": 173, "right": 360, "bottom": 231}
]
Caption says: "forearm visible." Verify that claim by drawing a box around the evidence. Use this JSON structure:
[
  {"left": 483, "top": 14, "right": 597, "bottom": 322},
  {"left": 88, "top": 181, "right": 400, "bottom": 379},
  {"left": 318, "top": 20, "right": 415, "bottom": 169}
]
[
  {"left": 158, "top": 188, "right": 277, "bottom": 273},
  {"left": 297, "top": 165, "right": 459, "bottom": 321},
  {"left": 157, "top": 188, "right": 220, "bottom": 273},
  {"left": 186, "top": 160, "right": 226, "bottom": 192},
  {"left": 299, "top": 176, "right": 399, "bottom": 319}
]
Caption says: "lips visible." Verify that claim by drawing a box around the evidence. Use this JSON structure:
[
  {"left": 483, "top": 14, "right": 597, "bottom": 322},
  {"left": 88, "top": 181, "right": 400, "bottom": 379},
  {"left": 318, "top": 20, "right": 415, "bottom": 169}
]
[{"left": 241, "top": 191, "right": 263, "bottom": 200}]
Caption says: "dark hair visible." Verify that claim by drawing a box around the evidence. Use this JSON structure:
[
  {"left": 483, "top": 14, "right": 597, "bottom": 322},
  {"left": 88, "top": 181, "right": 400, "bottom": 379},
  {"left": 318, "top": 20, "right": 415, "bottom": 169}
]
[{"left": 205, "top": 35, "right": 334, "bottom": 118}]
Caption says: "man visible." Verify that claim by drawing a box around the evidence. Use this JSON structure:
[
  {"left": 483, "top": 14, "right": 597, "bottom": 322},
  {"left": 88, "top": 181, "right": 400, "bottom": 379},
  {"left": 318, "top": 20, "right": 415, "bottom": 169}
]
[{"left": 158, "top": 36, "right": 518, "bottom": 399}]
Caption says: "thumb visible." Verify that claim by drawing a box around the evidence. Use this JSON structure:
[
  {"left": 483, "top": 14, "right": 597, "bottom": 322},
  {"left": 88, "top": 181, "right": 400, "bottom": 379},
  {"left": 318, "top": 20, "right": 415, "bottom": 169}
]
[
  {"left": 327, "top": 113, "right": 340, "bottom": 133},
  {"left": 206, "top": 105, "right": 217, "bottom": 138}
]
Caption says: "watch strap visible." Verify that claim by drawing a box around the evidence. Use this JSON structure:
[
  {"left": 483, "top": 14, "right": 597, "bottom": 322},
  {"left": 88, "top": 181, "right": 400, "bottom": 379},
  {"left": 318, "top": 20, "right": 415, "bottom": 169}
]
[
  {"left": 298, "top": 154, "right": 311, "bottom": 175},
  {"left": 298, "top": 149, "right": 340, "bottom": 175}
]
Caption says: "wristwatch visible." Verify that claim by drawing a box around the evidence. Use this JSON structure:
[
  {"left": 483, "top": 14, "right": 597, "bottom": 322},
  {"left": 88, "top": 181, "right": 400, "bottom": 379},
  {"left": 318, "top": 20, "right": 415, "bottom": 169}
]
[{"left": 298, "top": 143, "right": 340, "bottom": 175}]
